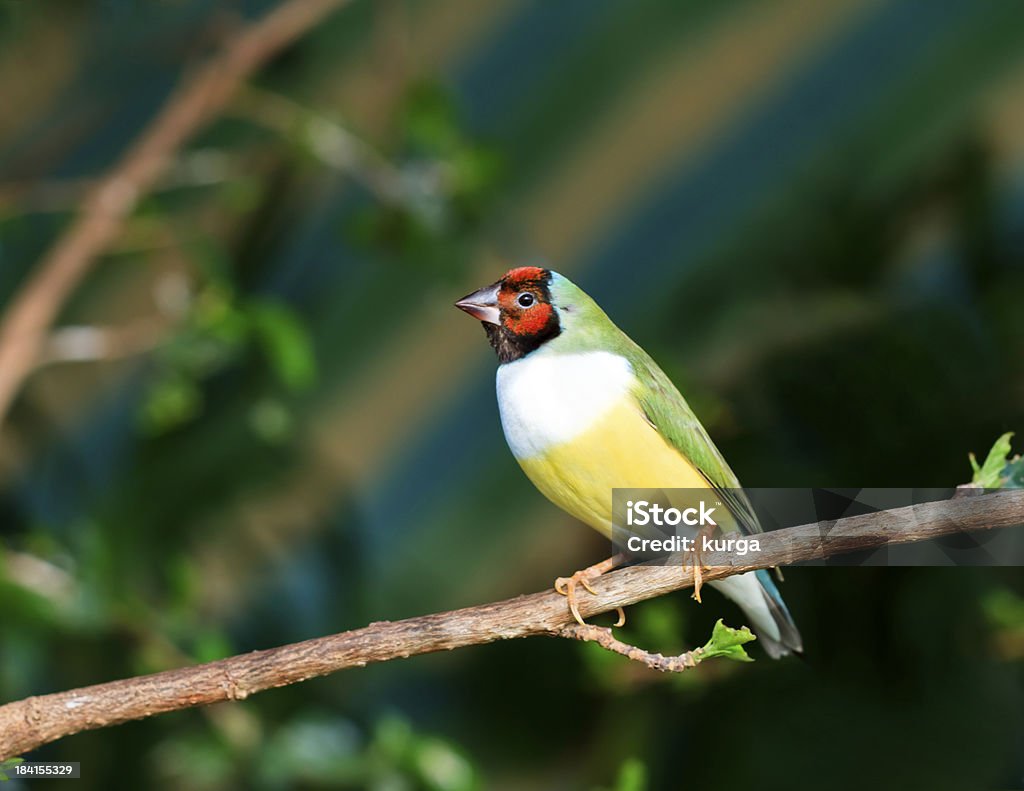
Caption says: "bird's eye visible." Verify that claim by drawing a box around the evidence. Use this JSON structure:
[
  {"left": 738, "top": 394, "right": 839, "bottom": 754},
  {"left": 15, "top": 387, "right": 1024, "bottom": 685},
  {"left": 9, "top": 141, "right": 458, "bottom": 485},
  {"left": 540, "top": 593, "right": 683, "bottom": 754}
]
[{"left": 517, "top": 292, "right": 535, "bottom": 308}]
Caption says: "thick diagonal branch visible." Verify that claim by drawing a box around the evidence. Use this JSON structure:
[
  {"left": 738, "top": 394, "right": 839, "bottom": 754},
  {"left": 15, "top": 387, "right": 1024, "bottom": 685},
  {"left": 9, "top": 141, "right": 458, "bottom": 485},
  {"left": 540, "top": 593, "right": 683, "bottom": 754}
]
[
  {"left": 0, "top": 0, "right": 351, "bottom": 426},
  {"left": 1, "top": 489, "right": 1021, "bottom": 759}
]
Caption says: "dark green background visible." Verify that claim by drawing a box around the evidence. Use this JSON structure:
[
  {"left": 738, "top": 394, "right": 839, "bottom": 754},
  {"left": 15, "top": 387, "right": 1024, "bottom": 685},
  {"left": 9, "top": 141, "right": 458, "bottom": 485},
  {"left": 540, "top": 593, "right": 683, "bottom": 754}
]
[{"left": 1, "top": 1, "right": 1023, "bottom": 788}]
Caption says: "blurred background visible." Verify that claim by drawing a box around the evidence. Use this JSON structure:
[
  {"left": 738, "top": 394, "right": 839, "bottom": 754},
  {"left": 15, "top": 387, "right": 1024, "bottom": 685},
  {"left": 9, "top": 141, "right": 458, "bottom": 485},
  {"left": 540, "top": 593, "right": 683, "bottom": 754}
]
[{"left": 1, "top": 0, "right": 1023, "bottom": 788}]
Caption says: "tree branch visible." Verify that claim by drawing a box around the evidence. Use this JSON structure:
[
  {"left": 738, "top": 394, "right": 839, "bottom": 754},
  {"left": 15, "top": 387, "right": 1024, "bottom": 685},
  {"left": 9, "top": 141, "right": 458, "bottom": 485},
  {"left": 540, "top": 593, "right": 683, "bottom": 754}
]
[
  {"left": 38, "top": 319, "right": 169, "bottom": 367},
  {"left": 1, "top": 489, "right": 1021, "bottom": 759},
  {"left": 0, "top": 0, "right": 352, "bottom": 427},
  {"left": 231, "top": 86, "right": 409, "bottom": 205},
  {"left": 0, "top": 150, "right": 238, "bottom": 215},
  {"left": 557, "top": 623, "right": 705, "bottom": 671}
]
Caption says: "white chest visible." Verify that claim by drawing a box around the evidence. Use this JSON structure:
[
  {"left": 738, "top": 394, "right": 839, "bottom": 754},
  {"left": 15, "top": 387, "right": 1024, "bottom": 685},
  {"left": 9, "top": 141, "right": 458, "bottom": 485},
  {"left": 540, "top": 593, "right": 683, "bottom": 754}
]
[{"left": 495, "top": 351, "right": 634, "bottom": 459}]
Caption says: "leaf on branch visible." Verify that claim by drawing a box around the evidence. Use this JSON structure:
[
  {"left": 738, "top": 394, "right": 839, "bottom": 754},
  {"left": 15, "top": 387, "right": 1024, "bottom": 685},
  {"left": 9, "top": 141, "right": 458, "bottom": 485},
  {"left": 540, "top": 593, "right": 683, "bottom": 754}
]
[
  {"left": 698, "top": 619, "right": 756, "bottom": 663},
  {"left": 0, "top": 758, "right": 23, "bottom": 781},
  {"left": 969, "top": 432, "right": 1023, "bottom": 489}
]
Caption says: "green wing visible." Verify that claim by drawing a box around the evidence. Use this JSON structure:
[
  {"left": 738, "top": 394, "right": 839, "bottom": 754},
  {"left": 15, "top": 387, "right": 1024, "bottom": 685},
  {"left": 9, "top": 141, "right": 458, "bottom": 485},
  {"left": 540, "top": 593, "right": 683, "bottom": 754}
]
[{"left": 625, "top": 345, "right": 763, "bottom": 536}]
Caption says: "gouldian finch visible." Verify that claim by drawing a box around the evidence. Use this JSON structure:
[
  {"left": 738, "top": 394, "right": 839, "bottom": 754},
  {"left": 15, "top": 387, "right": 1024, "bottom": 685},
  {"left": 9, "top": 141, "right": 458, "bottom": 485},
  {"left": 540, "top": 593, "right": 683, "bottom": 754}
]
[{"left": 456, "top": 266, "right": 802, "bottom": 658}]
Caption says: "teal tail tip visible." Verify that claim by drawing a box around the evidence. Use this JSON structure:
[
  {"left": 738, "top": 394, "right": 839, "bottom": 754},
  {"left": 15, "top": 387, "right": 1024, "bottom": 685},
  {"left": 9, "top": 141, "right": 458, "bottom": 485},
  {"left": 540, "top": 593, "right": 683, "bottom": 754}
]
[{"left": 755, "top": 569, "right": 804, "bottom": 659}]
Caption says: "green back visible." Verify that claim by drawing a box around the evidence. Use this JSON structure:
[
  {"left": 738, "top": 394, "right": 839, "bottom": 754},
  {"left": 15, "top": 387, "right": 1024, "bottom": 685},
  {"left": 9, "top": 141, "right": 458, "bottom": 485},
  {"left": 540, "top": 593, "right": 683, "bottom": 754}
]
[{"left": 546, "top": 272, "right": 761, "bottom": 534}]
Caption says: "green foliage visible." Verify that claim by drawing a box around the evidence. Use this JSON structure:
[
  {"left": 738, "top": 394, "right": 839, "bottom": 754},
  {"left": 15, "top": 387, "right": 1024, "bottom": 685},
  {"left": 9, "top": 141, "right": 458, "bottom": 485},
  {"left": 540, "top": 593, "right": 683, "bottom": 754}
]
[
  {"left": 370, "top": 716, "right": 478, "bottom": 791},
  {"left": 595, "top": 757, "right": 647, "bottom": 791},
  {"left": 969, "top": 432, "right": 1023, "bottom": 488},
  {"left": 0, "top": 758, "right": 23, "bottom": 782},
  {"left": 140, "top": 373, "right": 203, "bottom": 435},
  {"left": 348, "top": 81, "right": 503, "bottom": 270},
  {"left": 154, "top": 713, "right": 480, "bottom": 790},
  {"left": 982, "top": 588, "right": 1024, "bottom": 662},
  {"left": 581, "top": 612, "right": 753, "bottom": 694},
  {"left": 140, "top": 284, "right": 316, "bottom": 436},
  {"left": 698, "top": 619, "right": 756, "bottom": 663},
  {"left": 983, "top": 588, "right": 1024, "bottom": 631},
  {"left": 248, "top": 301, "right": 317, "bottom": 393}
]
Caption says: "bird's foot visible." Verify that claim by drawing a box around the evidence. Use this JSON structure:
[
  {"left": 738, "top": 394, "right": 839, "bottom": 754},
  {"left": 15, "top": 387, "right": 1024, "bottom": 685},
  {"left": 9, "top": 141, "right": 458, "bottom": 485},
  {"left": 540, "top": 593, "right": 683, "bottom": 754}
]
[
  {"left": 687, "top": 526, "right": 717, "bottom": 603},
  {"left": 691, "top": 557, "right": 705, "bottom": 603},
  {"left": 554, "top": 556, "right": 626, "bottom": 627}
]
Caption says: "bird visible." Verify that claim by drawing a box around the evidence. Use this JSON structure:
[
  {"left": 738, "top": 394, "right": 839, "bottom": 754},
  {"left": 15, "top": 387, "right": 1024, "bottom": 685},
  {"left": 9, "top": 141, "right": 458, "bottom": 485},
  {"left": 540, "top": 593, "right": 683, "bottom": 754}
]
[{"left": 455, "top": 266, "right": 802, "bottom": 658}]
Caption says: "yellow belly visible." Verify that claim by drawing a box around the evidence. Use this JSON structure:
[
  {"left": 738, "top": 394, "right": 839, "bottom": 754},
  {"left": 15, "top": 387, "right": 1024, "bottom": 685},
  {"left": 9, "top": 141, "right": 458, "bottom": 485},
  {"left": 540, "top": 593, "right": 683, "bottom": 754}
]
[{"left": 517, "top": 395, "right": 710, "bottom": 538}]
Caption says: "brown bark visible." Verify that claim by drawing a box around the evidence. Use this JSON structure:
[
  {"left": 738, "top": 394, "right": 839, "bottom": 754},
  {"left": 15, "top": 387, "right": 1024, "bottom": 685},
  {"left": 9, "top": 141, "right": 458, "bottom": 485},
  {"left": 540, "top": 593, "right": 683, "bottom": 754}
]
[{"left": 1, "top": 488, "right": 1020, "bottom": 759}]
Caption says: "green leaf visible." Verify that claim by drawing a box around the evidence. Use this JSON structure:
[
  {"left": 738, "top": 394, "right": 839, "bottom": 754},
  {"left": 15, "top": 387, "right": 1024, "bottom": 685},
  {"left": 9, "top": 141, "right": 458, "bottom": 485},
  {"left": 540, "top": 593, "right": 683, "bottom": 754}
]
[
  {"left": 0, "top": 758, "right": 23, "bottom": 782},
  {"left": 192, "top": 629, "right": 233, "bottom": 664},
  {"left": 969, "top": 432, "right": 1022, "bottom": 488},
  {"left": 247, "top": 302, "right": 317, "bottom": 392},
  {"left": 592, "top": 758, "right": 647, "bottom": 791},
  {"left": 402, "top": 81, "right": 461, "bottom": 154},
  {"left": 699, "top": 618, "right": 756, "bottom": 663},
  {"left": 139, "top": 373, "right": 203, "bottom": 435},
  {"left": 611, "top": 758, "right": 647, "bottom": 791},
  {"left": 248, "top": 398, "right": 294, "bottom": 444},
  {"left": 412, "top": 737, "right": 477, "bottom": 791},
  {"left": 969, "top": 432, "right": 1012, "bottom": 486},
  {"left": 982, "top": 588, "right": 1024, "bottom": 630}
]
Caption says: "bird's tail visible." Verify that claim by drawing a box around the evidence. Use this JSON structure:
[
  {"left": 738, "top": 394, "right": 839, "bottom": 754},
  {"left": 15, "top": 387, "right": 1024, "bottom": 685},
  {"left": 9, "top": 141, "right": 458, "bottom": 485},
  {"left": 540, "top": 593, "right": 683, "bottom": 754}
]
[{"left": 709, "top": 569, "right": 803, "bottom": 659}]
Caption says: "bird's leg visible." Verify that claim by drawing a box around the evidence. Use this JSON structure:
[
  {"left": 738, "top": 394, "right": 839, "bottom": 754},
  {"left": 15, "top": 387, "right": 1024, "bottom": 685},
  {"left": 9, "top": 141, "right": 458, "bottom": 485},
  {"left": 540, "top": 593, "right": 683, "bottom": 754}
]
[
  {"left": 554, "top": 554, "right": 627, "bottom": 627},
  {"left": 687, "top": 524, "right": 718, "bottom": 603}
]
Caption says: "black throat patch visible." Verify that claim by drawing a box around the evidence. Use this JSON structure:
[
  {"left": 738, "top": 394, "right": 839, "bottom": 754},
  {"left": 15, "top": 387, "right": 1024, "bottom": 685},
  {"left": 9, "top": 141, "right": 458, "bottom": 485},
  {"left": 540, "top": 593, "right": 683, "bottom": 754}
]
[{"left": 483, "top": 317, "right": 561, "bottom": 364}]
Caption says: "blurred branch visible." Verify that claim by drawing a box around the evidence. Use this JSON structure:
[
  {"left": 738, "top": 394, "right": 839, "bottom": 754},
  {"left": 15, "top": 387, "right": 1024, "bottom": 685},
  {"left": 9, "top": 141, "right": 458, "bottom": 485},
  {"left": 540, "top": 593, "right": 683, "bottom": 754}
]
[
  {"left": 0, "top": 150, "right": 237, "bottom": 215},
  {"left": 1, "top": 490, "right": 1021, "bottom": 759},
  {"left": 34, "top": 271, "right": 191, "bottom": 368},
  {"left": 1, "top": 550, "right": 75, "bottom": 608},
  {"left": 232, "top": 86, "right": 410, "bottom": 204},
  {"left": 0, "top": 0, "right": 352, "bottom": 428},
  {"left": 38, "top": 319, "right": 168, "bottom": 367}
]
